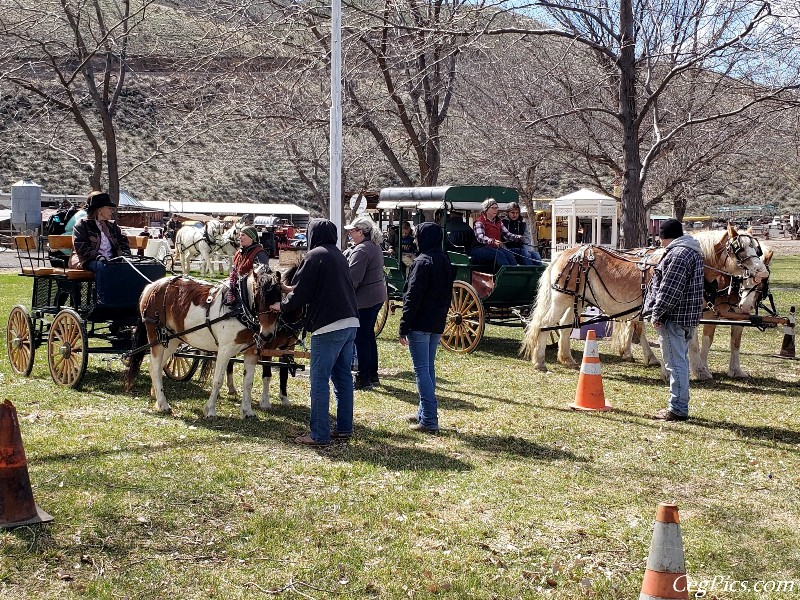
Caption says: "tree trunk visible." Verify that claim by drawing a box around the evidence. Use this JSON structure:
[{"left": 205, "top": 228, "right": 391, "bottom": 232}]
[{"left": 618, "top": 0, "right": 646, "bottom": 248}]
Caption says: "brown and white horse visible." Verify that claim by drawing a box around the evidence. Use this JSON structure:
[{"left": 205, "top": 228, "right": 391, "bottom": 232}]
[
  {"left": 521, "top": 225, "right": 769, "bottom": 371},
  {"left": 124, "top": 264, "right": 284, "bottom": 418}
]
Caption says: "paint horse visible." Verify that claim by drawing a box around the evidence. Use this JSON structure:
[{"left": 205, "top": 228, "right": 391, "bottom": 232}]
[
  {"left": 521, "top": 225, "right": 769, "bottom": 372},
  {"left": 124, "top": 264, "right": 284, "bottom": 418},
  {"left": 174, "top": 219, "right": 225, "bottom": 276}
]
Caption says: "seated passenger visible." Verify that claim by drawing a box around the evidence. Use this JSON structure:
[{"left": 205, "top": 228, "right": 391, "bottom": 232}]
[
  {"left": 444, "top": 211, "right": 475, "bottom": 253},
  {"left": 399, "top": 221, "right": 417, "bottom": 267},
  {"left": 502, "top": 202, "right": 542, "bottom": 266},
  {"left": 470, "top": 198, "right": 532, "bottom": 268},
  {"left": 72, "top": 191, "right": 132, "bottom": 304}
]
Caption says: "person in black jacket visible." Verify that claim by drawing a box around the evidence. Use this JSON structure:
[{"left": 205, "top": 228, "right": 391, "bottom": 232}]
[
  {"left": 275, "top": 219, "right": 359, "bottom": 445},
  {"left": 72, "top": 191, "right": 132, "bottom": 304},
  {"left": 399, "top": 222, "right": 456, "bottom": 434}
]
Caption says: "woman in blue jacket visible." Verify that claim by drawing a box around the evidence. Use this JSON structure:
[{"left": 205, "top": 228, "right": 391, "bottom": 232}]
[{"left": 399, "top": 222, "right": 456, "bottom": 433}]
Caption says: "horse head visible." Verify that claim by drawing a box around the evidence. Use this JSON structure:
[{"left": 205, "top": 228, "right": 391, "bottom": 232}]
[
  {"left": 250, "top": 263, "right": 283, "bottom": 340},
  {"left": 205, "top": 219, "right": 224, "bottom": 242},
  {"left": 735, "top": 241, "right": 773, "bottom": 313},
  {"left": 723, "top": 223, "right": 769, "bottom": 283}
]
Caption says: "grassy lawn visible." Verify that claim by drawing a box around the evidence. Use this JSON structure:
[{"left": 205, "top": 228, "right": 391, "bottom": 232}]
[{"left": 1, "top": 257, "right": 799, "bottom": 599}]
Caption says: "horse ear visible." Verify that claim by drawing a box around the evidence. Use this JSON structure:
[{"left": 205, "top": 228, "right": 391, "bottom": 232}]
[{"left": 727, "top": 222, "right": 736, "bottom": 237}]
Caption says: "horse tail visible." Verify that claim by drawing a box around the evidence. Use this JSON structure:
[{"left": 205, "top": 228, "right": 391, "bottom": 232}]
[
  {"left": 520, "top": 261, "right": 555, "bottom": 360},
  {"left": 124, "top": 320, "right": 149, "bottom": 392}
]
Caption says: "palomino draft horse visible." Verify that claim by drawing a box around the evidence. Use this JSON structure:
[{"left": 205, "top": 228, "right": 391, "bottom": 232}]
[
  {"left": 521, "top": 225, "right": 770, "bottom": 372},
  {"left": 613, "top": 241, "right": 774, "bottom": 380},
  {"left": 692, "top": 242, "right": 774, "bottom": 379},
  {"left": 124, "top": 264, "right": 285, "bottom": 418},
  {"left": 174, "top": 219, "right": 225, "bottom": 275}
]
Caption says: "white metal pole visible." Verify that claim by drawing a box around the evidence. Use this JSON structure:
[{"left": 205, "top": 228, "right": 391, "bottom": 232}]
[{"left": 330, "top": 0, "right": 343, "bottom": 246}]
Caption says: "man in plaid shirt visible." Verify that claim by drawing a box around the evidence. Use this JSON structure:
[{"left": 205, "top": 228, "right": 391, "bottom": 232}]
[{"left": 644, "top": 218, "right": 705, "bottom": 421}]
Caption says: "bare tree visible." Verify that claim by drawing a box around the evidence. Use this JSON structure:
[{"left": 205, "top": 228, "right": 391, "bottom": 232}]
[{"left": 463, "top": 0, "right": 800, "bottom": 245}]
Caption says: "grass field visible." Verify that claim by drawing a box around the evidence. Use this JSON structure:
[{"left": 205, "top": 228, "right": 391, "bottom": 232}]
[{"left": 1, "top": 257, "right": 799, "bottom": 599}]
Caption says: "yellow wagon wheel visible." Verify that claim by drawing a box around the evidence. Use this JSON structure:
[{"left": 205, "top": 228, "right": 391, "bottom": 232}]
[
  {"left": 441, "top": 281, "right": 485, "bottom": 353},
  {"left": 374, "top": 299, "right": 390, "bottom": 337},
  {"left": 7, "top": 305, "right": 36, "bottom": 376},
  {"left": 47, "top": 309, "right": 88, "bottom": 388},
  {"left": 163, "top": 345, "right": 201, "bottom": 382}
]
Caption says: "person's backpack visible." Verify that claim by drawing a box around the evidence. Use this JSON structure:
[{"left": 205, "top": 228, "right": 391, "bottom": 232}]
[{"left": 45, "top": 205, "right": 78, "bottom": 236}]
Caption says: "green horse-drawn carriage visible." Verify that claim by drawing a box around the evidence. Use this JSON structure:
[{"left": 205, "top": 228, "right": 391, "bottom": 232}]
[{"left": 372, "top": 186, "right": 547, "bottom": 353}]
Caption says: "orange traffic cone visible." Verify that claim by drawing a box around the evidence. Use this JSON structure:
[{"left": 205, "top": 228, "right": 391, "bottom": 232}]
[
  {"left": 777, "top": 306, "right": 796, "bottom": 359},
  {"left": 0, "top": 400, "right": 53, "bottom": 529},
  {"left": 640, "top": 503, "right": 688, "bottom": 600},
  {"left": 570, "top": 330, "right": 612, "bottom": 411}
]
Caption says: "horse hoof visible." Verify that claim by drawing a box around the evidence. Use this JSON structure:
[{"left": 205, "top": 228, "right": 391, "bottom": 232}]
[
  {"left": 243, "top": 412, "right": 257, "bottom": 419},
  {"left": 534, "top": 365, "right": 548, "bottom": 373}
]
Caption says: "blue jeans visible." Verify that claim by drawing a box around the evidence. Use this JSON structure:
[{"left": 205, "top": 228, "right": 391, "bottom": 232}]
[
  {"left": 470, "top": 245, "right": 517, "bottom": 267},
  {"left": 354, "top": 303, "right": 382, "bottom": 383},
  {"left": 504, "top": 245, "right": 537, "bottom": 266},
  {"left": 309, "top": 327, "right": 357, "bottom": 442},
  {"left": 85, "top": 259, "right": 108, "bottom": 303},
  {"left": 658, "top": 321, "right": 695, "bottom": 417},
  {"left": 407, "top": 331, "right": 441, "bottom": 429}
]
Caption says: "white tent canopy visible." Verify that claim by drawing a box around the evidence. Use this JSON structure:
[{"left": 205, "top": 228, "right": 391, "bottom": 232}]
[{"left": 551, "top": 188, "right": 619, "bottom": 252}]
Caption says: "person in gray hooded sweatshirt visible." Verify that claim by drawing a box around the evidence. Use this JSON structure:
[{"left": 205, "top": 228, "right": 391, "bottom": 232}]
[
  {"left": 276, "top": 218, "right": 359, "bottom": 445},
  {"left": 644, "top": 218, "right": 704, "bottom": 422}
]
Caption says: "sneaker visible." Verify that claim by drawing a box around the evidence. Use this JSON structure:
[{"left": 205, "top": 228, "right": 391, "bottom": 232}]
[
  {"left": 652, "top": 408, "right": 689, "bottom": 422},
  {"left": 404, "top": 413, "right": 419, "bottom": 424},
  {"left": 409, "top": 423, "right": 439, "bottom": 434}
]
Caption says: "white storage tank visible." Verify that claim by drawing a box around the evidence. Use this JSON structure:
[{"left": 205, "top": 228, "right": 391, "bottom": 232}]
[{"left": 11, "top": 179, "right": 42, "bottom": 230}]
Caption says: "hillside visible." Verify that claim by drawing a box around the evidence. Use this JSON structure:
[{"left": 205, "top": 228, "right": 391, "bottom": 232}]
[{"left": 2, "top": 0, "right": 800, "bottom": 218}]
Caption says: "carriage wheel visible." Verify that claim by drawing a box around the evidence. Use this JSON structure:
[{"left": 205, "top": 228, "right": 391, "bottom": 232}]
[
  {"left": 163, "top": 346, "right": 201, "bottom": 381},
  {"left": 441, "top": 281, "right": 485, "bottom": 354},
  {"left": 374, "top": 299, "right": 390, "bottom": 337},
  {"left": 47, "top": 309, "right": 88, "bottom": 388},
  {"left": 7, "top": 305, "right": 36, "bottom": 376}
]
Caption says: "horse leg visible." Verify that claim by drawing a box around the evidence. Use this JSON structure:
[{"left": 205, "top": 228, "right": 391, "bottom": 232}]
[
  {"left": 260, "top": 359, "right": 274, "bottom": 410},
  {"left": 727, "top": 325, "right": 748, "bottom": 378},
  {"left": 637, "top": 322, "right": 661, "bottom": 367},
  {"left": 689, "top": 327, "right": 712, "bottom": 381},
  {"left": 204, "top": 348, "right": 238, "bottom": 418},
  {"left": 149, "top": 339, "right": 179, "bottom": 413},
  {"left": 239, "top": 351, "right": 257, "bottom": 419},
  {"left": 692, "top": 324, "right": 715, "bottom": 380},
  {"left": 279, "top": 358, "right": 290, "bottom": 406},
  {"left": 226, "top": 360, "right": 237, "bottom": 398},
  {"left": 556, "top": 300, "right": 578, "bottom": 367},
  {"left": 615, "top": 320, "right": 635, "bottom": 360}
]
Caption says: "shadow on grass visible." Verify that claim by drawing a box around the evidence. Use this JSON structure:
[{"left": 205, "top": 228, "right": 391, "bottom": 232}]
[
  {"left": 553, "top": 404, "right": 800, "bottom": 450},
  {"left": 457, "top": 431, "right": 589, "bottom": 462},
  {"left": 608, "top": 371, "right": 796, "bottom": 394}
]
